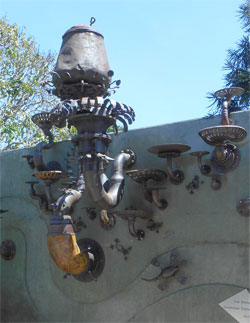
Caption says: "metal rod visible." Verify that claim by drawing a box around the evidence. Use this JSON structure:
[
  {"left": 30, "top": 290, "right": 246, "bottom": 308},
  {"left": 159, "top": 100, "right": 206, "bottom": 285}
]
[{"left": 166, "top": 156, "right": 175, "bottom": 179}]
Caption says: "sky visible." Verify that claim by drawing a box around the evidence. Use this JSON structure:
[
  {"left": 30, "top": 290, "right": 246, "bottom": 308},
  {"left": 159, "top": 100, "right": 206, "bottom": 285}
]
[{"left": 1, "top": 0, "right": 245, "bottom": 130}]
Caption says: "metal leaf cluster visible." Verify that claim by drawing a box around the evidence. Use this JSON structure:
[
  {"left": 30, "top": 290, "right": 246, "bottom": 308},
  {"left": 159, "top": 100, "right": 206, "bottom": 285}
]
[{"left": 50, "top": 97, "right": 135, "bottom": 133}]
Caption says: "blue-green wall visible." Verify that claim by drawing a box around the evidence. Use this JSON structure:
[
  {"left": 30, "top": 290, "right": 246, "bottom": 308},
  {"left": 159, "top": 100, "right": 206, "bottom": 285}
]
[{"left": 1, "top": 111, "right": 249, "bottom": 322}]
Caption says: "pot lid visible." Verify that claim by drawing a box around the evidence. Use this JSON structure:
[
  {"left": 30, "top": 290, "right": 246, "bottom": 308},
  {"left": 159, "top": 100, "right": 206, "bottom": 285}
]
[{"left": 63, "top": 24, "right": 104, "bottom": 38}]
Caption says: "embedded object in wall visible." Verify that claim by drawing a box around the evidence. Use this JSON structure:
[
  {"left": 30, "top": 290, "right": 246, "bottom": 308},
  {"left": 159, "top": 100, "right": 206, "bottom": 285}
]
[
  {"left": 142, "top": 251, "right": 187, "bottom": 291},
  {"left": 0, "top": 240, "right": 16, "bottom": 261},
  {"left": 146, "top": 219, "right": 163, "bottom": 233},
  {"left": 126, "top": 169, "right": 168, "bottom": 209},
  {"left": 186, "top": 175, "right": 204, "bottom": 194},
  {"left": 189, "top": 151, "right": 211, "bottom": 175},
  {"left": 99, "top": 209, "right": 116, "bottom": 231},
  {"left": 110, "top": 238, "right": 132, "bottom": 261},
  {"left": 114, "top": 209, "right": 152, "bottom": 240},
  {"left": 72, "top": 239, "right": 105, "bottom": 282},
  {"left": 236, "top": 198, "right": 250, "bottom": 217},
  {"left": 0, "top": 209, "right": 8, "bottom": 219},
  {"left": 148, "top": 144, "right": 191, "bottom": 184},
  {"left": 199, "top": 87, "right": 247, "bottom": 174}
]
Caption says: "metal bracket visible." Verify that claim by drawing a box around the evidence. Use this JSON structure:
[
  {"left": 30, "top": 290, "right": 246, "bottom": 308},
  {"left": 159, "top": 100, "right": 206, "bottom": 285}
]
[
  {"left": 186, "top": 175, "right": 204, "bottom": 194},
  {"left": 211, "top": 143, "right": 241, "bottom": 174},
  {"left": 100, "top": 210, "right": 116, "bottom": 231},
  {"left": 141, "top": 251, "right": 187, "bottom": 291},
  {"left": 1, "top": 240, "right": 16, "bottom": 261},
  {"left": 114, "top": 209, "right": 152, "bottom": 240},
  {"left": 190, "top": 151, "right": 211, "bottom": 175},
  {"left": 127, "top": 217, "right": 145, "bottom": 240},
  {"left": 110, "top": 238, "right": 132, "bottom": 260},
  {"left": 73, "top": 216, "right": 87, "bottom": 233},
  {"left": 147, "top": 144, "right": 191, "bottom": 185},
  {"left": 146, "top": 219, "right": 163, "bottom": 233},
  {"left": 25, "top": 181, "right": 53, "bottom": 215},
  {"left": 126, "top": 169, "right": 168, "bottom": 209}
]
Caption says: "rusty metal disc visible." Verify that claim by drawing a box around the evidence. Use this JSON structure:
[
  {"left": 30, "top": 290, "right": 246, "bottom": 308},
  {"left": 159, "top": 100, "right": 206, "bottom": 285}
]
[
  {"left": 33, "top": 171, "right": 69, "bottom": 180},
  {"left": 31, "top": 112, "right": 53, "bottom": 130},
  {"left": 148, "top": 144, "right": 191, "bottom": 155},
  {"left": 126, "top": 169, "right": 167, "bottom": 183},
  {"left": 199, "top": 125, "right": 247, "bottom": 146},
  {"left": 190, "top": 151, "right": 210, "bottom": 157},
  {"left": 214, "top": 87, "right": 244, "bottom": 98}
]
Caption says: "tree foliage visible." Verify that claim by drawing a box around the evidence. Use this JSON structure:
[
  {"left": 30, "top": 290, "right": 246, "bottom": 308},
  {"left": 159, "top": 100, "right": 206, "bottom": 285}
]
[
  {"left": 207, "top": 0, "right": 250, "bottom": 116},
  {"left": 0, "top": 18, "right": 74, "bottom": 151}
]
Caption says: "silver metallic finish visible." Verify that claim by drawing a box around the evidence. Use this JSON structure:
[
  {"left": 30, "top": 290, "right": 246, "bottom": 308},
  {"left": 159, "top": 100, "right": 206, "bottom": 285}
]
[{"left": 83, "top": 150, "right": 135, "bottom": 210}]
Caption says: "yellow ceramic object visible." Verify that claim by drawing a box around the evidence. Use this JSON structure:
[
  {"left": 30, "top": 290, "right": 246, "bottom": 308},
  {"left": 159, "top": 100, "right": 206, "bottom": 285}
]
[{"left": 47, "top": 233, "right": 88, "bottom": 275}]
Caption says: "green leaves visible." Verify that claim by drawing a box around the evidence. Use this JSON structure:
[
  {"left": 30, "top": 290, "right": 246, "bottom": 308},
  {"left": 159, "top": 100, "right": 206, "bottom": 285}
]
[
  {"left": 207, "top": 1, "right": 250, "bottom": 116},
  {"left": 0, "top": 17, "right": 73, "bottom": 151}
]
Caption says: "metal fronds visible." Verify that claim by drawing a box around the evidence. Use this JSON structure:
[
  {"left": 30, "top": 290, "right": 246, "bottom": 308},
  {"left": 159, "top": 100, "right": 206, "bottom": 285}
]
[{"left": 50, "top": 97, "right": 135, "bottom": 132}]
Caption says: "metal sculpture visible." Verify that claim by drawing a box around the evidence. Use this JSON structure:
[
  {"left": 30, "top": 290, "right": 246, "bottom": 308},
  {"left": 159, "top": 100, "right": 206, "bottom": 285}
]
[
  {"left": 126, "top": 169, "right": 168, "bottom": 209},
  {"left": 199, "top": 87, "right": 247, "bottom": 174},
  {"left": 147, "top": 144, "right": 191, "bottom": 184},
  {"left": 23, "top": 20, "right": 136, "bottom": 281},
  {"left": 189, "top": 151, "right": 211, "bottom": 175},
  {"left": 141, "top": 251, "right": 187, "bottom": 291}
]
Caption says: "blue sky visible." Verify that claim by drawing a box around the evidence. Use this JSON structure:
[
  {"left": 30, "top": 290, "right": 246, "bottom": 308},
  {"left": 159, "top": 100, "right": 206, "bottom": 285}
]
[{"left": 1, "top": 0, "right": 244, "bottom": 130}]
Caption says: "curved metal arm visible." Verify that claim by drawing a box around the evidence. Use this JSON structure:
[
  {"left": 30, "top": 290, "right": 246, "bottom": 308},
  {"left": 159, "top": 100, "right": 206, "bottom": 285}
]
[
  {"left": 26, "top": 181, "right": 53, "bottom": 215},
  {"left": 166, "top": 155, "right": 184, "bottom": 185},
  {"left": 42, "top": 128, "right": 54, "bottom": 149},
  {"left": 166, "top": 156, "right": 175, "bottom": 178},
  {"left": 33, "top": 143, "right": 47, "bottom": 171},
  {"left": 54, "top": 171, "right": 85, "bottom": 216},
  {"left": 47, "top": 171, "right": 87, "bottom": 275},
  {"left": 196, "top": 154, "right": 211, "bottom": 175},
  {"left": 151, "top": 190, "right": 168, "bottom": 210},
  {"left": 83, "top": 150, "right": 134, "bottom": 209},
  {"left": 127, "top": 217, "right": 145, "bottom": 240}
]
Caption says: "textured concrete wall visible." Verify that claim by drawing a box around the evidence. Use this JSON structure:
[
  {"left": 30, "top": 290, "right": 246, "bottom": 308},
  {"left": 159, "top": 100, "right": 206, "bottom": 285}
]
[{"left": 0, "top": 111, "right": 249, "bottom": 322}]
